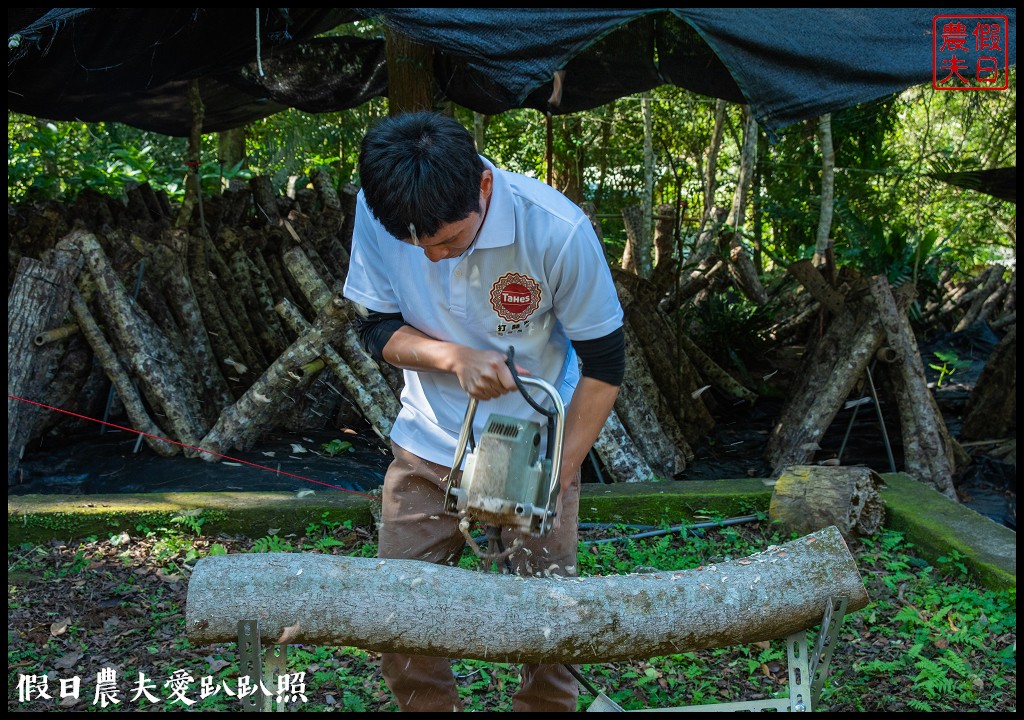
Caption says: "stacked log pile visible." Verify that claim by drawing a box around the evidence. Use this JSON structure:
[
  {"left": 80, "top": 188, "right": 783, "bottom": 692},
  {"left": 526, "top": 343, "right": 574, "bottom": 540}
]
[{"left": 7, "top": 179, "right": 1014, "bottom": 500}]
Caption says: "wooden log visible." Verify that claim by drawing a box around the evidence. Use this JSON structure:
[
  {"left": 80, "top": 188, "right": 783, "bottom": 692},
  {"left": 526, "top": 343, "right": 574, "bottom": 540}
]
[
  {"left": 250, "top": 176, "right": 282, "bottom": 227},
  {"left": 961, "top": 325, "right": 1016, "bottom": 442},
  {"left": 620, "top": 323, "right": 692, "bottom": 475},
  {"left": 8, "top": 254, "right": 78, "bottom": 484},
  {"left": 276, "top": 298, "right": 393, "bottom": 440},
  {"left": 69, "top": 291, "right": 178, "bottom": 457},
  {"left": 206, "top": 234, "right": 268, "bottom": 369},
  {"left": 786, "top": 259, "right": 845, "bottom": 316},
  {"left": 185, "top": 525, "right": 869, "bottom": 663},
  {"left": 677, "top": 332, "right": 757, "bottom": 405},
  {"left": 764, "top": 280, "right": 909, "bottom": 475},
  {"left": 869, "top": 278, "right": 964, "bottom": 498},
  {"left": 186, "top": 228, "right": 249, "bottom": 379},
  {"left": 63, "top": 230, "right": 207, "bottom": 450},
  {"left": 283, "top": 247, "right": 401, "bottom": 420},
  {"left": 592, "top": 407, "right": 656, "bottom": 483},
  {"left": 199, "top": 292, "right": 357, "bottom": 457},
  {"left": 769, "top": 465, "right": 884, "bottom": 538},
  {"left": 612, "top": 271, "right": 715, "bottom": 445},
  {"left": 150, "top": 240, "right": 234, "bottom": 415},
  {"left": 955, "top": 264, "right": 1007, "bottom": 332}
]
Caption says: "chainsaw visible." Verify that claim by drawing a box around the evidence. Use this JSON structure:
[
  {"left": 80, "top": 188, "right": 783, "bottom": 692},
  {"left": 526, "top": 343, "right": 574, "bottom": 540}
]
[{"left": 443, "top": 347, "right": 564, "bottom": 550}]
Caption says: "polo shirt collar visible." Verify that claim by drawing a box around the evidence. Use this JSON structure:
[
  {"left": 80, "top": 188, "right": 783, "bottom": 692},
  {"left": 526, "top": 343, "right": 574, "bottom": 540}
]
[{"left": 470, "top": 156, "right": 515, "bottom": 251}]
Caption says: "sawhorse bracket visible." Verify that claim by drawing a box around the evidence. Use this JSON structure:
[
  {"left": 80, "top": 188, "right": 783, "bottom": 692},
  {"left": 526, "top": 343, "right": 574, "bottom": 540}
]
[{"left": 587, "top": 596, "right": 850, "bottom": 713}]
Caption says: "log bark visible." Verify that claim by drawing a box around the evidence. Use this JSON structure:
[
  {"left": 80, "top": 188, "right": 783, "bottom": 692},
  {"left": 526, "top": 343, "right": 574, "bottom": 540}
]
[
  {"left": 765, "top": 279, "right": 911, "bottom": 475},
  {"left": 8, "top": 254, "right": 78, "bottom": 484},
  {"left": 869, "top": 278, "right": 964, "bottom": 498},
  {"left": 276, "top": 298, "right": 394, "bottom": 440},
  {"left": 185, "top": 526, "right": 869, "bottom": 663},
  {"left": 592, "top": 408, "right": 656, "bottom": 483},
  {"left": 769, "top": 465, "right": 884, "bottom": 538},
  {"left": 961, "top": 325, "right": 1016, "bottom": 441},
  {"left": 69, "top": 291, "right": 179, "bottom": 457},
  {"left": 63, "top": 230, "right": 207, "bottom": 450}
]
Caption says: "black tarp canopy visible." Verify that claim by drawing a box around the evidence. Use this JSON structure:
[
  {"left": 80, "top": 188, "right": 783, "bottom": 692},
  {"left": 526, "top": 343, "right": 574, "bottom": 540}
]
[{"left": 8, "top": 8, "right": 1016, "bottom": 138}]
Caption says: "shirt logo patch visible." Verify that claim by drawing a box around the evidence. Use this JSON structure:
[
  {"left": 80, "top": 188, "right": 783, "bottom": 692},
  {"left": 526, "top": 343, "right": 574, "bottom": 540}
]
[{"left": 489, "top": 272, "right": 542, "bottom": 323}]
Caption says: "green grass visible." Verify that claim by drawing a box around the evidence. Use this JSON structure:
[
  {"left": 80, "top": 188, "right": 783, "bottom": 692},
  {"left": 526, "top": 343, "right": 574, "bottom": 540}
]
[{"left": 7, "top": 516, "right": 1016, "bottom": 712}]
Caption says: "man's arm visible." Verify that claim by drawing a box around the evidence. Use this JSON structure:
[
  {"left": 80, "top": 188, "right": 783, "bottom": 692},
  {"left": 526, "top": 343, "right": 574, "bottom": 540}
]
[
  {"left": 382, "top": 325, "right": 522, "bottom": 402},
  {"left": 559, "top": 375, "right": 620, "bottom": 492}
]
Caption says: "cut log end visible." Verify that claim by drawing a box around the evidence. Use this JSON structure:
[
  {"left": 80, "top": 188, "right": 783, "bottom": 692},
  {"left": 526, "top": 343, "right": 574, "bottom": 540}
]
[{"left": 769, "top": 465, "right": 885, "bottom": 538}]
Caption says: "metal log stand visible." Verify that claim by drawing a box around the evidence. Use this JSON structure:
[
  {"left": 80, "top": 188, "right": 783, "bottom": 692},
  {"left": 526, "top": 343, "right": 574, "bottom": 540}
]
[{"left": 231, "top": 596, "right": 849, "bottom": 712}]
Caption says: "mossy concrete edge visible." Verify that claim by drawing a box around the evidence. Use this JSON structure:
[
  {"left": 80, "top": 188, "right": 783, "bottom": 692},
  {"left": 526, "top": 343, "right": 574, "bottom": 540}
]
[
  {"left": 7, "top": 491, "right": 375, "bottom": 544},
  {"left": 8, "top": 475, "right": 1014, "bottom": 591},
  {"left": 878, "top": 472, "right": 1015, "bottom": 592}
]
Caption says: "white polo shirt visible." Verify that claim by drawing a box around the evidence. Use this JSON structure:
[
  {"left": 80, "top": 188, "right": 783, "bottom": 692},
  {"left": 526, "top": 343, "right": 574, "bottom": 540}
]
[{"left": 343, "top": 157, "right": 624, "bottom": 467}]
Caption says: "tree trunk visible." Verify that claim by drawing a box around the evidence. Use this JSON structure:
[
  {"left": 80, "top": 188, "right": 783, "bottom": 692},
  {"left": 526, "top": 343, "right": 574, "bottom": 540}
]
[
  {"left": 724, "top": 108, "right": 768, "bottom": 306},
  {"left": 185, "top": 526, "right": 870, "bottom": 663},
  {"left": 812, "top": 113, "right": 835, "bottom": 270},
  {"left": 385, "top": 28, "right": 435, "bottom": 115},
  {"left": 703, "top": 99, "right": 727, "bottom": 217},
  {"left": 620, "top": 204, "right": 644, "bottom": 276}
]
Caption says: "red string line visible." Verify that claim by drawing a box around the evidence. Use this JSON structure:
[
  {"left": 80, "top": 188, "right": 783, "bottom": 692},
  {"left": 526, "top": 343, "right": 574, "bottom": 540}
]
[{"left": 8, "top": 394, "right": 381, "bottom": 501}]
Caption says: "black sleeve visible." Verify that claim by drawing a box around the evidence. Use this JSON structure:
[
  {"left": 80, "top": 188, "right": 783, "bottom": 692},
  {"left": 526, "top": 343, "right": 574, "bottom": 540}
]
[
  {"left": 571, "top": 326, "right": 625, "bottom": 386},
  {"left": 351, "top": 310, "right": 407, "bottom": 362}
]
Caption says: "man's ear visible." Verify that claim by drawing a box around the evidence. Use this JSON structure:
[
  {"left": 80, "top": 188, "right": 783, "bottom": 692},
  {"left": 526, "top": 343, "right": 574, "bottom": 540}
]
[{"left": 480, "top": 169, "right": 493, "bottom": 200}]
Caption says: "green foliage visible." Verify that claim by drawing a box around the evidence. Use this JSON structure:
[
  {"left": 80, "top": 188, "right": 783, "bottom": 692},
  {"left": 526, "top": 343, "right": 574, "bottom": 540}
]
[
  {"left": 170, "top": 510, "right": 207, "bottom": 537},
  {"left": 321, "top": 438, "right": 355, "bottom": 457},
  {"left": 250, "top": 534, "right": 294, "bottom": 553},
  {"left": 929, "top": 350, "right": 972, "bottom": 387}
]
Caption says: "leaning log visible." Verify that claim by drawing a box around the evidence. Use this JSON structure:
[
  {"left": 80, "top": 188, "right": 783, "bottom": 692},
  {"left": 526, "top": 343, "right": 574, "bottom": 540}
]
[
  {"left": 186, "top": 525, "right": 869, "bottom": 664},
  {"left": 869, "top": 278, "right": 964, "bottom": 498},
  {"left": 592, "top": 408, "right": 656, "bottom": 484},
  {"left": 63, "top": 230, "right": 207, "bottom": 450},
  {"left": 960, "top": 324, "right": 1016, "bottom": 441},
  {"left": 8, "top": 255, "right": 78, "bottom": 484},
  {"left": 197, "top": 294, "right": 353, "bottom": 459}
]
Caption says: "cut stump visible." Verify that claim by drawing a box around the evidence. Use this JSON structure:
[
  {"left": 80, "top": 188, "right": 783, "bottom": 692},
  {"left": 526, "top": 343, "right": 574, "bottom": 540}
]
[{"left": 769, "top": 465, "right": 885, "bottom": 538}]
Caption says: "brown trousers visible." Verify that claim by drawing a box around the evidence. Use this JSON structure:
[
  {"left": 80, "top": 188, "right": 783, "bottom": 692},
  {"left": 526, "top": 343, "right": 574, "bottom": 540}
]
[{"left": 377, "top": 442, "right": 581, "bottom": 712}]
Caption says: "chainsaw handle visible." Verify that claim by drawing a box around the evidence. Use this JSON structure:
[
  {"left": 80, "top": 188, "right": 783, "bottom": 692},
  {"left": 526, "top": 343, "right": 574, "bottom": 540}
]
[{"left": 513, "top": 375, "right": 565, "bottom": 514}]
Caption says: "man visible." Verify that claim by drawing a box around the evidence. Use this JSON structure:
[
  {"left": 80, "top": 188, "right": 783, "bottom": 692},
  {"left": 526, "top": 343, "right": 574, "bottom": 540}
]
[{"left": 343, "top": 111, "right": 625, "bottom": 712}]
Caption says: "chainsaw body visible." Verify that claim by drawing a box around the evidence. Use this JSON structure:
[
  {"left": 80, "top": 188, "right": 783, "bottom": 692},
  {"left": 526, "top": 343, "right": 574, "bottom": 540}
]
[{"left": 444, "top": 375, "right": 564, "bottom": 537}]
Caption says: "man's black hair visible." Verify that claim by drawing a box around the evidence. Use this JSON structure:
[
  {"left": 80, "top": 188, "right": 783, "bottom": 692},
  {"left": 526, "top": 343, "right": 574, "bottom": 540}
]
[{"left": 358, "top": 112, "right": 485, "bottom": 241}]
